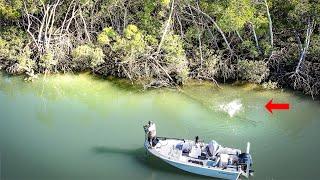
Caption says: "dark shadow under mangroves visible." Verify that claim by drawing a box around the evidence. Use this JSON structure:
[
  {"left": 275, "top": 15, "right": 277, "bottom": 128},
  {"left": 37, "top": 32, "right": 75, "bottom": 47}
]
[{"left": 91, "top": 146, "right": 211, "bottom": 179}]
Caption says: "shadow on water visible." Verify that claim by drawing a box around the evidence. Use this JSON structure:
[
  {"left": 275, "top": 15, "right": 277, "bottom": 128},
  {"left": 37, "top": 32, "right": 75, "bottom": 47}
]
[
  {"left": 91, "top": 74, "right": 143, "bottom": 93},
  {"left": 92, "top": 146, "right": 211, "bottom": 179}
]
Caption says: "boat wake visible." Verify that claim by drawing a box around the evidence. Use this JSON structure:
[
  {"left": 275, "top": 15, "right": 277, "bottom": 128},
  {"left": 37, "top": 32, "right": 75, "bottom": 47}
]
[{"left": 219, "top": 99, "right": 243, "bottom": 117}]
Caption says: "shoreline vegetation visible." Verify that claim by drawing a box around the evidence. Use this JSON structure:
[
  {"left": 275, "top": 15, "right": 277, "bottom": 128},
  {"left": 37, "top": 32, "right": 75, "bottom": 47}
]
[{"left": 0, "top": 0, "right": 319, "bottom": 98}]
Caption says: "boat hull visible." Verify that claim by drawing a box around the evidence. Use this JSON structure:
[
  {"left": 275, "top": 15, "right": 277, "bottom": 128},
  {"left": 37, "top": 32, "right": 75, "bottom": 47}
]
[
  {"left": 163, "top": 158, "right": 240, "bottom": 180},
  {"left": 145, "top": 142, "right": 241, "bottom": 180}
]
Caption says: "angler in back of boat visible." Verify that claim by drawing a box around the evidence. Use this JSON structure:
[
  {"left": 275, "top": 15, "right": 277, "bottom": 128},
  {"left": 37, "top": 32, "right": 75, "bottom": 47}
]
[{"left": 143, "top": 122, "right": 254, "bottom": 180}]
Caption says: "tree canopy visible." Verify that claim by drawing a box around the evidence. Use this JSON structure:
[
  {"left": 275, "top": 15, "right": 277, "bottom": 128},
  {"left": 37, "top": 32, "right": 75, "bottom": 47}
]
[{"left": 0, "top": 0, "right": 319, "bottom": 96}]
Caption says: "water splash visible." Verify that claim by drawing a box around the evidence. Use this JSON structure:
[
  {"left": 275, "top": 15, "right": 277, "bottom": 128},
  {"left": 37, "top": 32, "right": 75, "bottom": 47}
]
[{"left": 219, "top": 99, "right": 243, "bottom": 117}]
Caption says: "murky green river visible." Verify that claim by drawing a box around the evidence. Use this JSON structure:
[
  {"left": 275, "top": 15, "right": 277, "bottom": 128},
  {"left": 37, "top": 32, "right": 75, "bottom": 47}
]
[{"left": 0, "top": 73, "right": 319, "bottom": 180}]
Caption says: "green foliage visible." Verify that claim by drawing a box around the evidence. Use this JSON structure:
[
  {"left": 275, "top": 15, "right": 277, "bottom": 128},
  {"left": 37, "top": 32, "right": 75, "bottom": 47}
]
[
  {"left": 0, "top": 27, "right": 28, "bottom": 61},
  {"left": 0, "top": 0, "right": 42, "bottom": 21},
  {"left": 288, "top": 1, "right": 316, "bottom": 21},
  {"left": 97, "top": 24, "right": 189, "bottom": 83},
  {"left": 200, "top": 0, "right": 226, "bottom": 17},
  {"left": 242, "top": 40, "right": 259, "bottom": 58},
  {"left": 262, "top": 80, "right": 278, "bottom": 90},
  {"left": 97, "top": 27, "right": 118, "bottom": 46},
  {"left": 99, "top": 24, "right": 146, "bottom": 58},
  {"left": 39, "top": 51, "right": 55, "bottom": 70},
  {"left": 0, "top": 26, "right": 35, "bottom": 73},
  {"left": 218, "top": 0, "right": 255, "bottom": 32},
  {"left": 136, "top": 0, "right": 163, "bottom": 36},
  {"left": 308, "top": 34, "right": 320, "bottom": 62},
  {"left": 238, "top": 60, "right": 269, "bottom": 83},
  {"left": 16, "top": 46, "right": 34, "bottom": 72},
  {"left": 0, "top": 0, "right": 21, "bottom": 20},
  {"left": 145, "top": 35, "right": 158, "bottom": 46},
  {"left": 202, "top": 48, "right": 222, "bottom": 78},
  {"left": 113, "top": 24, "right": 146, "bottom": 56},
  {"left": 72, "top": 45, "right": 105, "bottom": 68},
  {"left": 163, "top": 34, "right": 185, "bottom": 62},
  {"left": 272, "top": 0, "right": 320, "bottom": 28},
  {"left": 185, "top": 26, "right": 199, "bottom": 46},
  {"left": 0, "top": 38, "right": 9, "bottom": 59},
  {"left": 260, "top": 39, "right": 272, "bottom": 55},
  {"left": 124, "top": 24, "right": 138, "bottom": 39},
  {"left": 91, "top": 48, "right": 105, "bottom": 68},
  {"left": 251, "top": 15, "right": 268, "bottom": 35},
  {"left": 162, "top": 34, "right": 189, "bottom": 80},
  {"left": 0, "top": 0, "right": 318, "bottom": 93},
  {"left": 160, "top": 0, "right": 170, "bottom": 6},
  {"left": 200, "top": 0, "right": 267, "bottom": 33}
]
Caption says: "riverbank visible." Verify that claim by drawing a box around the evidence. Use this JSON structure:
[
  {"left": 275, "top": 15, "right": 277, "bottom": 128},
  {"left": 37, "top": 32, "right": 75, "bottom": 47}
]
[{"left": 2, "top": 68, "right": 318, "bottom": 102}]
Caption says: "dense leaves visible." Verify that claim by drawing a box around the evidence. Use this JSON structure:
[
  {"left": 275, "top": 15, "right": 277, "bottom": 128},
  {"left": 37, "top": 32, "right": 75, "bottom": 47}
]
[{"left": 0, "top": 0, "right": 319, "bottom": 96}]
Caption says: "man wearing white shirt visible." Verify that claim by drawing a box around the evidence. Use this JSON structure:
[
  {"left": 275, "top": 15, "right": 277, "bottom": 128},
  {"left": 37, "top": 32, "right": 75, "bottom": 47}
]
[{"left": 147, "top": 121, "right": 157, "bottom": 146}]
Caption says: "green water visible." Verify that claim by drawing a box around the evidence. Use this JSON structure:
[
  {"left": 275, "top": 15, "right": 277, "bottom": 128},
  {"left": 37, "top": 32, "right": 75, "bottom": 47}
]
[{"left": 0, "top": 73, "right": 319, "bottom": 180}]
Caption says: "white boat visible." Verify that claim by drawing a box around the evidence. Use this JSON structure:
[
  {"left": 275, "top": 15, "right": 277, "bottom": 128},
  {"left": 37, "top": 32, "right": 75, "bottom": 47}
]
[{"left": 143, "top": 123, "right": 253, "bottom": 180}]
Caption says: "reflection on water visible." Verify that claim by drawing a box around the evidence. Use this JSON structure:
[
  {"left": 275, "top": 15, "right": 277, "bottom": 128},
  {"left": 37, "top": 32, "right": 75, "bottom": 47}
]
[{"left": 0, "top": 72, "right": 320, "bottom": 180}]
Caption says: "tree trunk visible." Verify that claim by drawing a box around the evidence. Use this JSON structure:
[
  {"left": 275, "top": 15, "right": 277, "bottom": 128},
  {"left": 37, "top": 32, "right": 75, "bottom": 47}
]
[
  {"left": 264, "top": 0, "right": 273, "bottom": 48},
  {"left": 250, "top": 22, "right": 261, "bottom": 54},
  {"left": 156, "top": 0, "right": 175, "bottom": 54},
  {"left": 295, "top": 20, "right": 314, "bottom": 73}
]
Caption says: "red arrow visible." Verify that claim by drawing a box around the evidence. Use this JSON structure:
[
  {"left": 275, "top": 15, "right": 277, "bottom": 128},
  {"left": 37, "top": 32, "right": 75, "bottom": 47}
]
[{"left": 265, "top": 99, "right": 290, "bottom": 114}]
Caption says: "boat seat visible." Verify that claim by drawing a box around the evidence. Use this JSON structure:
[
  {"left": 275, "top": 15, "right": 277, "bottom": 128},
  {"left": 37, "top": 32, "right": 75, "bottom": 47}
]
[
  {"left": 219, "top": 154, "right": 229, "bottom": 168},
  {"left": 182, "top": 142, "right": 192, "bottom": 153},
  {"left": 176, "top": 143, "right": 183, "bottom": 150},
  {"left": 189, "top": 146, "right": 201, "bottom": 158}
]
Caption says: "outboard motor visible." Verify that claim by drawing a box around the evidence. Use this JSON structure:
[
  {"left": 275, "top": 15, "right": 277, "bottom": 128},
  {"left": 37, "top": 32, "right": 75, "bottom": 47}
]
[
  {"left": 238, "top": 142, "right": 254, "bottom": 177},
  {"left": 238, "top": 153, "right": 254, "bottom": 174}
]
